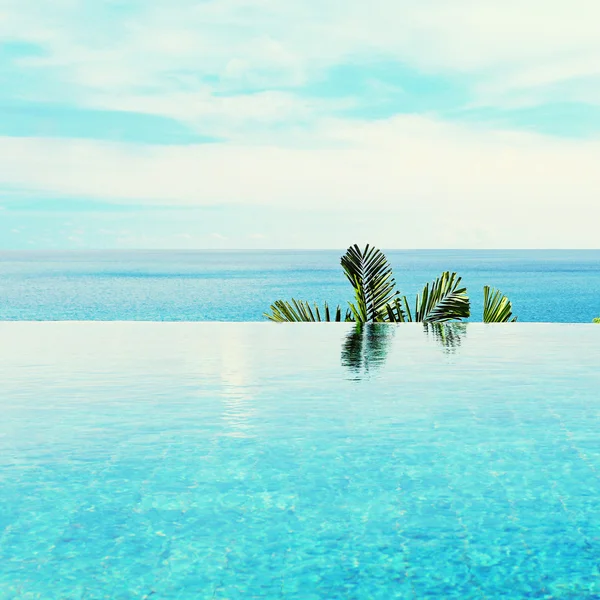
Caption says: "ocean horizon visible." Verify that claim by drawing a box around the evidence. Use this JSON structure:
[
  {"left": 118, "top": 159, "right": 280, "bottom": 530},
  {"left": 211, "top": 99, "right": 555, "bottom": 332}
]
[{"left": 1, "top": 249, "right": 599, "bottom": 322}]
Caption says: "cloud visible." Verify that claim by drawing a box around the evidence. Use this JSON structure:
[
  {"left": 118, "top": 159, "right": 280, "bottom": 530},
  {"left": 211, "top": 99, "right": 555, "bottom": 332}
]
[
  {"left": 3, "top": 0, "right": 600, "bottom": 121},
  {"left": 82, "top": 90, "right": 352, "bottom": 141},
  {"left": 0, "top": 113, "right": 599, "bottom": 247},
  {"left": 2, "top": 0, "right": 600, "bottom": 249},
  {"left": 0, "top": 197, "right": 208, "bottom": 212}
]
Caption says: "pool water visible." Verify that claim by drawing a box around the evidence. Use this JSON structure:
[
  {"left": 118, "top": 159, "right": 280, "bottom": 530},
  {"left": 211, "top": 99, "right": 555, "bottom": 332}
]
[{"left": 1, "top": 323, "right": 600, "bottom": 599}]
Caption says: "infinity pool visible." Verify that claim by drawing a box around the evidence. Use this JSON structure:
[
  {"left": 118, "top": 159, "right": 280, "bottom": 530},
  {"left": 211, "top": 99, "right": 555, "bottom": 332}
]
[{"left": 1, "top": 323, "right": 600, "bottom": 598}]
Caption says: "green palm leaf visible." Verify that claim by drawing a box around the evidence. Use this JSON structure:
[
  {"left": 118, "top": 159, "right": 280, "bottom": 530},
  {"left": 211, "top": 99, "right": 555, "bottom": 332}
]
[
  {"left": 340, "top": 244, "right": 399, "bottom": 323},
  {"left": 385, "top": 297, "right": 409, "bottom": 322},
  {"left": 593, "top": 317, "right": 600, "bottom": 323},
  {"left": 264, "top": 299, "right": 353, "bottom": 322},
  {"left": 409, "top": 271, "right": 470, "bottom": 322},
  {"left": 483, "top": 286, "right": 517, "bottom": 323}
]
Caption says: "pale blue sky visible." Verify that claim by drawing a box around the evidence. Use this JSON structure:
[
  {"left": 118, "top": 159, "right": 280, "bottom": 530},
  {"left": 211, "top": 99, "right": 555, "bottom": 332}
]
[{"left": 1, "top": 0, "right": 599, "bottom": 249}]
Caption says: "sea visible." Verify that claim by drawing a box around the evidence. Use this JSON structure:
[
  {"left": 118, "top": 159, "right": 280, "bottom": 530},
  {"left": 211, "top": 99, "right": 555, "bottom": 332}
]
[{"left": 1, "top": 249, "right": 599, "bottom": 322}]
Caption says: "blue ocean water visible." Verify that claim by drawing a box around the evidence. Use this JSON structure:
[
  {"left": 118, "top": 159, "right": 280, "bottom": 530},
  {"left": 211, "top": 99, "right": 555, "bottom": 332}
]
[
  {"left": 1, "top": 250, "right": 600, "bottom": 322},
  {"left": 1, "top": 322, "right": 600, "bottom": 598}
]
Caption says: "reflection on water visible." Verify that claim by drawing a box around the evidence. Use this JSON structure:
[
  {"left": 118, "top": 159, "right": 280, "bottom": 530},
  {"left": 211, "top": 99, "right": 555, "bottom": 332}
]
[
  {"left": 215, "top": 327, "right": 257, "bottom": 438},
  {"left": 342, "top": 323, "right": 467, "bottom": 378},
  {"left": 424, "top": 323, "right": 467, "bottom": 354},
  {"left": 341, "top": 324, "right": 394, "bottom": 379}
]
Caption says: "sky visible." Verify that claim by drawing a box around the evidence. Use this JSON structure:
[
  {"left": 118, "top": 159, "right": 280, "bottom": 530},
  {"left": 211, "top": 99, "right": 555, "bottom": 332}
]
[{"left": 1, "top": 0, "right": 600, "bottom": 249}]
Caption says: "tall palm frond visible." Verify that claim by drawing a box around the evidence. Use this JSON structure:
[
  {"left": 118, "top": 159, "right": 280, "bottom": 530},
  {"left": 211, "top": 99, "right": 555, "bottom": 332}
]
[
  {"left": 340, "top": 244, "right": 399, "bottom": 323},
  {"left": 483, "top": 286, "right": 517, "bottom": 323},
  {"left": 264, "top": 299, "right": 353, "bottom": 322}
]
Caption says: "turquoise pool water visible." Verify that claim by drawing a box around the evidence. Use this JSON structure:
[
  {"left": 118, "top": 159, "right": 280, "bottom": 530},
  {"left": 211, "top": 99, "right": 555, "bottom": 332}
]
[{"left": 1, "top": 323, "right": 600, "bottom": 598}]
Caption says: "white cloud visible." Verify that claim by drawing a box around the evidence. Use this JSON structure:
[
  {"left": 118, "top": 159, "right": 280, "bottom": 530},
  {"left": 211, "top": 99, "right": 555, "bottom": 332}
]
[
  {"left": 2, "top": 0, "right": 600, "bottom": 249},
  {"left": 471, "top": 57, "right": 600, "bottom": 109},
  {"left": 3, "top": 0, "right": 600, "bottom": 119},
  {"left": 86, "top": 90, "right": 351, "bottom": 141},
  {"left": 0, "top": 115, "right": 598, "bottom": 247}
]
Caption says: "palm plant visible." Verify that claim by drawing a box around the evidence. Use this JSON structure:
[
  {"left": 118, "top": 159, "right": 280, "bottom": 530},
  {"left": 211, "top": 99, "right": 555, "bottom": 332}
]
[
  {"left": 264, "top": 244, "right": 517, "bottom": 323},
  {"left": 384, "top": 271, "right": 469, "bottom": 323},
  {"left": 483, "top": 285, "right": 517, "bottom": 323},
  {"left": 341, "top": 244, "right": 398, "bottom": 322},
  {"left": 266, "top": 299, "right": 353, "bottom": 322}
]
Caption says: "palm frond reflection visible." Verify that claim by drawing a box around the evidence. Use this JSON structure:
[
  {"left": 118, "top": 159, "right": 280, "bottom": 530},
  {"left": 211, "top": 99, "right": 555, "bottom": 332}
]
[
  {"left": 341, "top": 322, "right": 467, "bottom": 379},
  {"left": 423, "top": 322, "right": 467, "bottom": 353},
  {"left": 341, "top": 324, "right": 393, "bottom": 379}
]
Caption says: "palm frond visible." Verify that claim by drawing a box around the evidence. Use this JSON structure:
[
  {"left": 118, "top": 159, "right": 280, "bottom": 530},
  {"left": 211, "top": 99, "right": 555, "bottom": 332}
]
[
  {"left": 593, "top": 317, "right": 600, "bottom": 324},
  {"left": 483, "top": 286, "right": 517, "bottom": 323},
  {"left": 264, "top": 299, "right": 353, "bottom": 322},
  {"left": 340, "top": 244, "right": 399, "bottom": 323},
  {"left": 410, "top": 271, "right": 470, "bottom": 322},
  {"left": 385, "top": 297, "right": 409, "bottom": 322}
]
